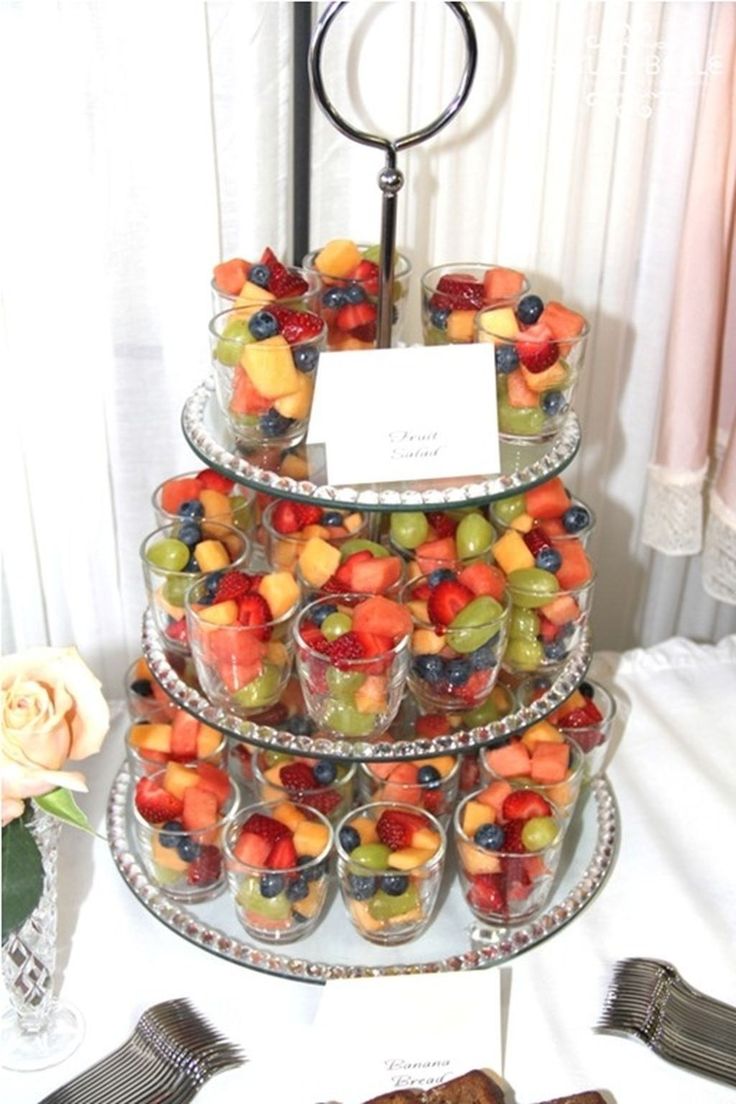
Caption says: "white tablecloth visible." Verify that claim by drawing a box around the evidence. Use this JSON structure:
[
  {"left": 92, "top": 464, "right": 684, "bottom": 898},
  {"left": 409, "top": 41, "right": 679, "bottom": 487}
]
[{"left": 4, "top": 635, "right": 736, "bottom": 1103}]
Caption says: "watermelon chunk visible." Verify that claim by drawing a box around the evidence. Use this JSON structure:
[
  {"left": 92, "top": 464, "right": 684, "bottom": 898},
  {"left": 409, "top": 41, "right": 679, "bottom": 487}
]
[
  {"left": 169, "top": 711, "right": 199, "bottom": 761},
  {"left": 181, "top": 785, "right": 219, "bottom": 831},
  {"left": 351, "top": 596, "right": 412, "bottom": 641},
  {"left": 506, "top": 369, "right": 540, "bottom": 409},
  {"left": 458, "top": 562, "right": 507, "bottom": 601},
  {"left": 554, "top": 540, "right": 593, "bottom": 590},
  {"left": 161, "top": 477, "right": 202, "bottom": 515},
  {"left": 415, "top": 537, "right": 457, "bottom": 574},
  {"left": 530, "top": 742, "right": 570, "bottom": 784},
  {"left": 485, "top": 741, "right": 531, "bottom": 779},
  {"left": 524, "top": 478, "right": 572, "bottom": 520},
  {"left": 195, "top": 762, "right": 231, "bottom": 806}
]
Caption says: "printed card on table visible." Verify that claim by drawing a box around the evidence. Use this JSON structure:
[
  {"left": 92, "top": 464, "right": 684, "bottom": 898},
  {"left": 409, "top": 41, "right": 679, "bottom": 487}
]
[
  {"left": 306, "top": 344, "right": 501, "bottom": 486},
  {"left": 304, "top": 970, "right": 503, "bottom": 1103}
]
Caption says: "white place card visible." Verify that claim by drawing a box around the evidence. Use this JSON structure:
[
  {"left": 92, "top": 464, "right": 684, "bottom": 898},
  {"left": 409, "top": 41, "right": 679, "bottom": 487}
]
[
  {"left": 303, "top": 969, "right": 503, "bottom": 1103},
  {"left": 306, "top": 344, "right": 500, "bottom": 486}
]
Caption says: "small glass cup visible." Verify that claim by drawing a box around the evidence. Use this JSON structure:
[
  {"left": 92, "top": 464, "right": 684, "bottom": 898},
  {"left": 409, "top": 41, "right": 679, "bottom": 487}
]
[
  {"left": 186, "top": 576, "right": 299, "bottom": 717},
  {"left": 454, "top": 788, "right": 564, "bottom": 925},
  {"left": 421, "top": 263, "right": 529, "bottom": 345},
  {"left": 303, "top": 244, "right": 412, "bottom": 349},
  {"left": 125, "top": 719, "right": 228, "bottom": 781},
  {"left": 224, "top": 800, "right": 333, "bottom": 943},
  {"left": 294, "top": 595, "right": 411, "bottom": 740},
  {"left": 480, "top": 732, "right": 585, "bottom": 822},
  {"left": 261, "top": 500, "right": 369, "bottom": 572},
  {"left": 403, "top": 574, "right": 510, "bottom": 713},
  {"left": 140, "top": 523, "right": 250, "bottom": 654},
  {"left": 476, "top": 307, "right": 589, "bottom": 440},
  {"left": 252, "top": 752, "right": 356, "bottom": 824},
  {"left": 489, "top": 492, "right": 596, "bottom": 551},
  {"left": 124, "top": 659, "right": 178, "bottom": 723},
  {"left": 335, "top": 800, "right": 446, "bottom": 945},
  {"left": 518, "top": 677, "right": 617, "bottom": 782},
  {"left": 210, "top": 264, "right": 321, "bottom": 316},
  {"left": 209, "top": 306, "right": 326, "bottom": 450},
  {"left": 358, "top": 755, "right": 460, "bottom": 823},
  {"left": 133, "top": 765, "right": 239, "bottom": 903},
  {"left": 151, "top": 469, "right": 256, "bottom": 535},
  {"left": 503, "top": 574, "right": 595, "bottom": 674}
]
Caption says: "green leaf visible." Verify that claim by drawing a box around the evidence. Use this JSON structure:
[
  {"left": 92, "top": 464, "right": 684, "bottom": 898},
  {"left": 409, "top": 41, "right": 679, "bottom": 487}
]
[
  {"left": 2, "top": 819, "right": 44, "bottom": 943},
  {"left": 35, "top": 788, "right": 96, "bottom": 835}
]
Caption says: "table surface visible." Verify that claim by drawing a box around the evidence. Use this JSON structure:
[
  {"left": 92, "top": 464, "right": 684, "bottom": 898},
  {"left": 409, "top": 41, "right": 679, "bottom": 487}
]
[{"left": 3, "top": 634, "right": 735, "bottom": 1104}]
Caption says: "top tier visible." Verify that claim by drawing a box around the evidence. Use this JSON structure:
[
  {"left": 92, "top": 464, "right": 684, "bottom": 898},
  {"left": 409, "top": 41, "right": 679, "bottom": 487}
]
[{"left": 182, "top": 378, "right": 581, "bottom": 513}]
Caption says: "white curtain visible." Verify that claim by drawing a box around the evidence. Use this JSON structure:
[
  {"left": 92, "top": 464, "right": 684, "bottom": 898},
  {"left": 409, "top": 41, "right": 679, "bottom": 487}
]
[{"left": 2, "top": 1, "right": 735, "bottom": 696}]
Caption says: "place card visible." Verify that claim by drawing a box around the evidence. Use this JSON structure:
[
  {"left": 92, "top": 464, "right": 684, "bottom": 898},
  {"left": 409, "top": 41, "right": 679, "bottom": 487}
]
[
  {"left": 304, "top": 969, "right": 503, "bottom": 1103},
  {"left": 306, "top": 344, "right": 500, "bottom": 486}
]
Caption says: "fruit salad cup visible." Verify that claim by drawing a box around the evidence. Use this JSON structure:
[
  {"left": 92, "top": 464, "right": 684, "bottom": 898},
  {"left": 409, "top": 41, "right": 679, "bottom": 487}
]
[
  {"left": 403, "top": 568, "right": 510, "bottom": 713},
  {"left": 133, "top": 762, "right": 239, "bottom": 903},
  {"left": 480, "top": 725, "right": 585, "bottom": 824},
  {"left": 141, "top": 522, "right": 250, "bottom": 654},
  {"left": 387, "top": 509, "right": 497, "bottom": 575},
  {"left": 253, "top": 751, "right": 355, "bottom": 824},
  {"left": 294, "top": 594, "right": 412, "bottom": 740},
  {"left": 490, "top": 479, "right": 595, "bottom": 551},
  {"left": 519, "top": 677, "right": 617, "bottom": 781},
  {"left": 336, "top": 801, "right": 446, "bottom": 945},
  {"left": 211, "top": 247, "right": 321, "bottom": 314},
  {"left": 476, "top": 296, "right": 589, "bottom": 440},
  {"left": 421, "top": 263, "right": 529, "bottom": 345},
  {"left": 152, "top": 467, "right": 256, "bottom": 536},
  {"left": 224, "top": 800, "right": 333, "bottom": 943},
  {"left": 125, "top": 658, "right": 178, "bottom": 723},
  {"left": 358, "top": 755, "right": 460, "bottom": 824},
  {"left": 186, "top": 568, "right": 300, "bottom": 717},
  {"left": 261, "top": 499, "right": 369, "bottom": 572},
  {"left": 297, "top": 538, "right": 405, "bottom": 602},
  {"left": 126, "top": 715, "right": 228, "bottom": 781},
  {"left": 303, "top": 240, "right": 412, "bottom": 350},
  {"left": 454, "top": 787, "right": 564, "bottom": 925},
  {"left": 210, "top": 305, "right": 326, "bottom": 450}
]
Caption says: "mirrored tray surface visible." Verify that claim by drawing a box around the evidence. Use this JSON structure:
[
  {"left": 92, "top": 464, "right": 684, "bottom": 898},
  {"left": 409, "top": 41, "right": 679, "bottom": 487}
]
[
  {"left": 181, "top": 378, "right": 582, "bottom": 511},
  {"left": 108, "top": 764, "right": 618, "bottom": 984},
  {"left": 142, "top": 608, "right": 591, "bottom": 762}
]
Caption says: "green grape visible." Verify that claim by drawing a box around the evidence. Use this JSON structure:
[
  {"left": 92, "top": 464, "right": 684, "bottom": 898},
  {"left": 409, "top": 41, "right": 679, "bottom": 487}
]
[
  {"left": 498, "top": 402, "right": 546, "bottom": 437},
  {"left": 389, "top": 511, "right": 429, "bottom": 551},
  {"left": 493, "top": 495, "right": 526, "bottom": 524},
  {"left": 361, "top": 243, "right": 398, "bottom": 269},
  {"left": 230, "top": 495, "right": 254, "bottom": 530},
  {"left": 456, "top": 513, "right": 494, "bottom": 559},
  {"left": 350, "top": 843, "right": 391, "bottom": 871},
  {"left": 236, "top": 879, "right": 291, "bottom": 920},
  {"left": 322, "top": 700, "right": 376, "bottom": 737},
  {"left": 504, "top": 637, "right": 544, "bottom": 671},
  {"left": 231, "top": 413, "right": 260, "bottom": 428},
  {"left": 339, "top": 538, "right": 388, "bottom": 560},
  {"left": 446, "top": 596, "right": 504, "bottom": 654},
  {"left": 367, "top": 884, "right": 420, "bottom": 921},
  {"left": 521, "top": 815, "right": 559, "bottom": 852},
  {"left": 263, "top": 750, "right": 292, "bottom": 768},
  {"left": 322, "top": 612, "right": 352, "bottom": 641},
  {"left": 146, "top": 538, "right": 190, "bottom": 572},
  {"left": 462, "top": 698, "right": 500, "bottom": 727},
  {"left": 152, "top": 862, "right": 181, "bottom": 886},
  {"left": 325, "top": 666, "right": 365, "bottom": 701},
  {"left": 232, "top": 662, "right": 282, "bottom": 709},
  {"left": 509, "top": 607, "right": 541, "bottom": 640},
  {"left": 163, "top": 575, "right": 193, "bottom": 608},
  {"left": 425, "top": 326, "right": 448, "bottom": 346},
  {"left": 507, "top": 568, "right": 559, "bottom": 609},
  {"left": 216, "top": 316, "right": 255, "bottom": 366}
]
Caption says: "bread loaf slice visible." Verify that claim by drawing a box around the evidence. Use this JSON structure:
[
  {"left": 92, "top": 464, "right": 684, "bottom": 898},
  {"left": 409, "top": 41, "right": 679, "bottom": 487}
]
[
  {"left": 361, "top": 1069, "right": 505, "bottom": 1104},
  {"left": 531, "top": 1094, "right": 607, "bottom": 1104}
]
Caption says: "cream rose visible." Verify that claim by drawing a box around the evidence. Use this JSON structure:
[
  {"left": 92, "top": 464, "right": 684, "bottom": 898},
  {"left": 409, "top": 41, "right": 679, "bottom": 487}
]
[{"left": 1, "top": 646, "right": 110, "bottom": 825}]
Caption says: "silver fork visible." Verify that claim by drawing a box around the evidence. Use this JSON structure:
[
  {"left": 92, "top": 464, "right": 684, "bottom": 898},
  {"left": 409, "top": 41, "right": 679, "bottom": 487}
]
[
  {"left": 37, "top": 998, "right": 245, "bottom": 1104},
  {"left": 597, "top": 957, "right": 736, "bottom": 1088}
]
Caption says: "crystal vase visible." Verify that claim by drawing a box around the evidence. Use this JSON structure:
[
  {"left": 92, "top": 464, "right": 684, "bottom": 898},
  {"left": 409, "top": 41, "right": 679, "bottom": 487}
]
[{"left": 1, "top": 808, "right": 84, "bottom": 1071}]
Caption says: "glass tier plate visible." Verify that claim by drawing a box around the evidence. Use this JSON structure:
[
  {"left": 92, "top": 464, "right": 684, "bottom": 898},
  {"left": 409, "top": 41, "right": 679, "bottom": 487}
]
[
  {"left": 181, "top": 377, "right": 582, "bottom": 510},
  {"left": 108, "top": 764, "right": 618, "bottom": 983},
  {"left": 142, "top": 608, "right": 591, "bottom": 762}
]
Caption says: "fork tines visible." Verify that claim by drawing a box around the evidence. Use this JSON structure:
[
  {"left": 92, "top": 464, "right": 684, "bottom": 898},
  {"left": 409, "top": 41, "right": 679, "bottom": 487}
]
[
  {"left": 38, "top": 998, "right": 245, "bottom": 1104},
  {"left": 597, "top": 958, "right": 736, "bottom": 1088}
]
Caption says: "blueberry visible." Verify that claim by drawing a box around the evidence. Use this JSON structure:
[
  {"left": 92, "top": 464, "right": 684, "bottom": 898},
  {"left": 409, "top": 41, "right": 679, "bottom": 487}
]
[
  {"left": 495, "top": 344, "right": 519, "bottom": 374},
  {"left": 474, "top": 822, "right": 505, "bottom": 851},
  {"left": 535, "top": 547, "right": 562, "bottom": 573},
  {"left": 469, "top": 642, "right": 496, "bottom": 671},
  {"left": 183, "top": 555, "right": 200, "bottom": 573},
  {"left": 260, "top": 409, "right": 294, "bottom": 438},
  {"left": 579, "top": 680, "right": 595, "bottom": 699},
  {"left": 178, "top": 522, "right": 202, "bottom": 547},
  {"left": 176, "top": 836, "right": 200, "bottom": 862},
  {"left": 445, "top": 658, "right": 472, "bottom": 687},
  {"left": 159, "top": 821, "right": 183, "bottom": 849},
  {"left": 286, "top": 875, "right": 310, "bottom": 902},
  {"left": 322, "top": 287, "right": 348, "bottom": 310},
  {"left": 412, "top": 654, "right": 445, "bottom": 684},
  {"left": 298, "top": 854, "right": 326, "bottom": 881},
  {"left": 282, "top": 713, "right": 315, "bottom": 737},
  {"left": 177, "top": 499, "right": 204, "bottom": 520},
  {"left": 417, "top": 765, "right": 441, "bottom": 788},
  {"left": 314, "top": 759, "right": 338, "bottom": 786},
  {"left": 248, "top": 263, "right": 271, "bottom": 288},
  {"left": 339, "top": 825, "right": 361, "bottom": 853},
  {"left": 382, "top": 873, "right": 409, "bottom": 897},
  {"left": 294, "top": 344, "right": 319, "bottom": 373},
  {"left": 130, "top": 678, "right": 153, "bottom": 698},
  {"left": 260, "top": 872, "right": 285, "bottom": 898},
  {"left": 430, "top": 306, "right": 450, "bottom": 331},
  {"left": 516, "top": 294, "right": 544, "bottom": 325},
  {"left": 249, "top": 309, "right": 280, "bottom": 340},
  {"left": 428, "top": 567, "right": 455, "bottom": 588},
  {"left": 311, "top": 602, "right": 338, "bottom": 627},
  {"left": 541, "top": 390, "right": 566, "bottom": 415},
  {"left": 345, "top": 283, "right": 367, "bottom": 304},
  {"left": 204, "top": 571, "right": 223, "bottom": 599},
  {"left": 347, "top": 873, "right": 378, "bottom": 900},
  {"left": 562, "top": 505, "right": 591, "bottom": 533},
  {"left": 322, "top": 512, "right": 343, "bottom": 527},
  {"left": 544, "top": 639, "right": 569, "bottom": 662}
]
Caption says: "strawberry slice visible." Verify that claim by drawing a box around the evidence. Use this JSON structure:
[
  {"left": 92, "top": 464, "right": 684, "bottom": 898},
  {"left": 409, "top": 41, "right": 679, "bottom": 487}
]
[
  {"left": 326, "top": 631, "right": 366, "bottom": 669},
  {"left": 269, "top": 267, "right": 309, "bottom": 300},
  {"left": 523, "top": 528, "right": 553, "bottom": 556},
  {"left": 187, "top": 844, "right": 222, "bottom": 886},
  {"left": 353, "top": 258, "right": 379, "bottom": 296},
  {"left": 259, "top": 246, "right": 281, "bottom": 269},
  {"left": 353, "top": 630, "right": 395, "bottom": 675},
  {"left": 334, "top": 549, "right": 374, "bottom": 587},
  {"left": 266, "top": 836, "right": 298, "bottom": 869},
  {"left": 165, "top": 619, "right": 188, "bottom": 645},
  {"left": 335, "top": 301, "right": 377, "bottom": 333},
  {"left": 307, "top": 788, "right": 343, "bottom": 817},
  {"left": 501, "top": 818, "right": 527, "bottom": 853},
  {"left": 270, "top": 499, "right": 303, "bottom": 534},
  {"left": 352, "top": 321, "right": 377, "bottom": 343},
  {"left": 516, "top": 324, "right": 559, "bottom": 373},
  {"left": 242, "top": 812, "right": 292, "bottom": 843},
  {"left": 269, "top": 306, "right": 323, "bottom": 344},
  {"left": 280, "top": 761, "right": 317, "bottom": 793},
  {"left": 468, "top": 872, "right": 506, "bottom": 914},
  {"left": 435, "top": 274, "right": 485, "bottom": 310},
  {"left": 237, "top": 593, "right": 273, "bottom": 639},
  {"left": 376, "top": 808, "right": 427, "bottom": 850},
  {"left": 426, "top": 512, "right": 458, "bottom": 538},
  {"left": 196, "top": 469, "right": 234, "bottom": 493},
  {"left": 426, "top": 580, "right": 474, "bottom": 626},
  {"left": 453, "top": 670, "right": 491, "bottom": 704},
  {"left": 214, "top": 570, "right": 252, "bottom": 603},
  {"left": 414, "top": 713, "right": 452, "bottom": 738},
  {"left": 557, "top": 699, "right": 604, "bottom": 728},
  {"left": 134, "top": 777, "right": 184, "bottom": 824},
  {"left": 295, "top": 504, "right": 324, "bottom": 528},
  {"left": 502, "top": 791, "right": 552, "bottom": 822},
  {"left": 459, "top": 753, "right": 481, "bottom": 793}
]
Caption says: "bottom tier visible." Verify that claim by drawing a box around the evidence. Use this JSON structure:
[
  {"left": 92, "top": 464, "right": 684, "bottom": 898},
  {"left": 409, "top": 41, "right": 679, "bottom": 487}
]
[{"left": 107, "top": 763, "right": 618, "bottom": 983}]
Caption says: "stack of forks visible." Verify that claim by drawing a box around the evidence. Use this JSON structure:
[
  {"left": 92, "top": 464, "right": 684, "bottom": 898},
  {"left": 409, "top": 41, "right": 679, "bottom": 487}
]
[
  {"left": 597, "top": 957, "right": 736, "bottom": 1088},
  {"left": 38, "top": 998, "right": 245, "bottom": 1104}
]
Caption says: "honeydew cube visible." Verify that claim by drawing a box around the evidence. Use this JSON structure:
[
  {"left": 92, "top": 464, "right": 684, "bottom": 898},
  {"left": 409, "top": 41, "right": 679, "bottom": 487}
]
[
  {"left": 478, "top": 306, "right": 519, "bottom": 341},
  {"left": 386, "top": 847, "right": 435, "bottom": 871},
  {"left": 194, "top": 539, "right": 230, "bottom": 572},
  {"left": 242, "top": 336, "right": 300, "bottom": 399},
  {"left": 298, "top": 537, "right": 341, "bottom": 588},
  {"left": 258, "top": 571, "right": 300, "bottom": 619},
  {"left": 491, "top": 530, "right": 535, "bottom": 575},
  {"left": 198, "top": 599, "right": 239, "bottom": 626},
  {"left": 274, "top": 372, "right": 314, "bottom": 420}
]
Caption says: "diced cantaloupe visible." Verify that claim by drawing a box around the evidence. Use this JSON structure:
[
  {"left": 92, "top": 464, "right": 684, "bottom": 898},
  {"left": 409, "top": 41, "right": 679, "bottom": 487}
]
[
  {"left": 314, "top": 239, "right": 362, "bottom": 278},
  {"left": 198, "top": 599, "right": 239, "bottom": 626},
  {"left": 458, "top": 840, "right": 501, "bottom": 876},
  {"left": 129, "top": 723, "right": 171, "bottom": 752},
  {"left": 213, "top": 258, "right": 248, "bottom": 296},
  {"left": 521, "top": 720, "right": 564, "bottom": 751},
  {"left": 194, "top": 539, "right": 230, "bottom": 572},
  {"left": 349, "top": 898, "right": 384, "bottom": 934},
  {"left": 386, "top": 847, "right": 436, "bottom": 870},
  {"left": 234, "top": 279, "right": 276, "bottom": 308},
  {"left": 163, "top": 762, "right": 201, "bottom": 800},
  {"left": 412, "top": 827, "right": 442, "bottom": 851},
  {"left": 199, "top": 489, "right": 232, "bottom": 521},
  {"left": 293, "top": 819, "right": 331, "bottom": 858},
  {"left": 242, "top": 335, "right": 301, "bottom": 399},
  {"left": 280, "top": 453, "right": 310, "bottom": 480},
  {"left": 298, "top": 537, "right": 341, "bottom": 588},
  {"left": 272, "top": 801, "right": 307, "bottom": 832},
  {"left": 274, "top": 372, "right": 314, "bottom": 420},
  {"left": 521, "top": 362, "right": 567, "bottom": 394},
  {"left": 476, "top": 779, "right": 513, "bottom": 815},
  {"left": 344, "top": 513, "right": 364, "bottom": 534},
  {"left": 258, "top": 571, "right": 300, "bottom": 619},
  {"left": 462, "top": 799, "right": 496, "bottom": 836},
  {"left": 506, "top": 369, "right": 540, "bottom": 408},
  {"left": 351, "top": 815, "right": 379, "bottom": 845},
  {"left": 354, "top": 674, "right": 388, "bottom": 715},
  {"left": 446, "top": 309, "right": 476, "bottom": 343},
  {"left": 484, "top": 741, "right": 531, "bottom": 779},
  {"left": 153, "top": 835, "right": 189, "bottom": 872},
  {"left": 491, "top": 530, "right": 535, "bottom": 575},
  {"left": 196, "top": 725, "right": 222, "bottom": 759},
  {"left": 510, "top": 512, "right": 535, "bottom": 533}
]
